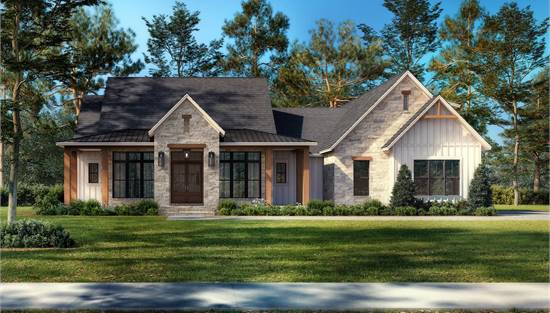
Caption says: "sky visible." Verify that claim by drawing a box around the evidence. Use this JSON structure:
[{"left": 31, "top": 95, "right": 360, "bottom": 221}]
[{"left": 108, "top": 0, "right": 549, "bottom": 143}]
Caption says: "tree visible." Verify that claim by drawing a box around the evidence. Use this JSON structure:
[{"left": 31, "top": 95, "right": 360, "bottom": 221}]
[
  {"left": 390, "top": 164, "right": 416, "bottom": 207},
  {"left": 478, "top": 3, "right": 548, "bottom": 205},
  {"left": 273, "top": 20, "right": 388, "bottom": 107},
  {"left": 381, "top": 0, "right": 442, "bottom": 80},
  {"left": 222, "top": 0, "right": 289, "bottom": 78},
  {"left": 468, "top": 161, "right": 493, "bottom": 209},
  {"left": 1, "top": 0, "right": 99, "bottom": 223},
  {"left": 429, "top": 0, "right": 492, "bottom": 134},
  {"left": 60, "top": 4, "right": 143, "bottom": 116},
  {"left": 143, "top": 2, "right": 222, "bottom": 77}
]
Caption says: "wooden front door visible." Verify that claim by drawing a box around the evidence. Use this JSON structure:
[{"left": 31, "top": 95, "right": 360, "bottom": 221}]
[{"left": 171, "top": 150, "right": 203, "bottom": 204}]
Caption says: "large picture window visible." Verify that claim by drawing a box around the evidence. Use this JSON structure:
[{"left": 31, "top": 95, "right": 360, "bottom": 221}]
[
  {"left": 113, "top": 152, "right": 154, "bottom": 198},
  {"left": 353, "top": 160, "right": 369, "bottom": 196},
  {"left": 414, "top": 160, "right": 459, "bottom": 196},
  {"left": 220, "top": 152, "right": 261, "bottom": 198}
]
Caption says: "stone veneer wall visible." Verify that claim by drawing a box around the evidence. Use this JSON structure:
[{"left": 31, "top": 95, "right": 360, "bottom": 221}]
[
  {"left": 324, "top": 76, "right": 430, "bottom": 204},
  {"left": 153, "top": 99, "right": 220, "bottom": 215}
]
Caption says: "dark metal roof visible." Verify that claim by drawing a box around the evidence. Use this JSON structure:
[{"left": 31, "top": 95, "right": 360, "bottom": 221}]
[
  {"left": 222, "top": 129, "right": 315, "bottom": 144},
  {"left": 381, "top": 97, "right": 436, "bottom": 149},
  {"left": 93, "top": 77, "right": 276, "bottom": 135},
  {"left": 70, "top": 129, "right": 151, "bottom": 142}
]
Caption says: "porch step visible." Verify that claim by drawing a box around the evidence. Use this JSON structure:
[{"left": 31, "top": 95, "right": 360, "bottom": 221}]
[{"left": 159, "top": 207, "right": 216, "bottom": 217}]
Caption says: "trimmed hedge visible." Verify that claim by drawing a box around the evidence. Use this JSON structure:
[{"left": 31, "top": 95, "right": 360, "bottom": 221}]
[
  {"left": 217, "top": 199, "right": 497, "bottom": 216},
  {"left": 0, "top": 219, "right": 75, "bottom": 248},
  {"left": 33, "top": 199, "right": 159, "bottom": 216},
  {"left": 1, "top": 183, "right": 63, "bottom": 206},
  {"left": 491, "top": 185, "right": 549, "bottom": 205}
]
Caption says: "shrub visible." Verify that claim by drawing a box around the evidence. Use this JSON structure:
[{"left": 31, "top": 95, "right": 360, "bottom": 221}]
[
  {"left": 394, "top": 206, "right": 417, "bottom": 216},
  {"left": 468, "top": 162, "right": 493, "bottom": 209},
  {"left": 114, "top": 200, "right": 159, "bottom": 216},
  {"left": 362, "top": 199, "right": 384, "bottom": 209},
  {"left": 219, "top": 199, "right": 239, "bottom": 211},
  {"left": 33, "top": 189, "right": 64, "bottom": 215},
  {"left": 79, "top": 199, "right": 104, "bottom": 216},
  {"left": 390, "top": 165, "right": 416, "bottom": 208},
  {"left": 0, "top": 219, "right": 75, "bottom": 248},
  {"left": 491, "top": 185, "right": 514, "bottom": 205},
  {"left": 474, "top": 207, "right": 497, "bottom": 216},
  {"left": 307, "top": 200, "right": 334, "bottom": 211},
  {"left": 365, "top": 206, "right": 380, "bottom": 215},
  {"left": 428, "top": 206, "right": 458, "bottom": 216},
  {"left": 522, "top": 190, "right": 549, "bottom": 204}
]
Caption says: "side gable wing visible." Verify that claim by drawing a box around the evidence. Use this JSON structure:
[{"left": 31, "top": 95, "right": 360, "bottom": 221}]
[
  {"left": 381, "top": 96, "right": 491, "bottom": 151},
  {"left": 148, "top": 94, "right": 225, "bottom": 137}
]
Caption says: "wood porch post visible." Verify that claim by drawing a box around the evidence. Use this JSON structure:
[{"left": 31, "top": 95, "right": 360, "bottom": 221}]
[
  {"left": 101, "top": 149, "right": 110, "bottom": 206},
  {"left": 69, "top": 150, "right": 77, "bottom": 203},
  {"left": 265, "top": 148, "right": 273, "bottom": 204},
  {"left": 296, "top": 147, "right": 310, "bottom": 204},
  {"left": 63, "top": 148, "right": 71, "bottom": 205}
]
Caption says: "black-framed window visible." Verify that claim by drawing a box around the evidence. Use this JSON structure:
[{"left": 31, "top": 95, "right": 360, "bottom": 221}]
[
  {"left": 275, "top": 162, "right": 287, "bottom": 184},
  {"left": 220, "top": 151, "right": 261, "bottom": 198},
  {"left": 353, "top": 160, "right": 369, "bottom": 196},
  {"left": 113, "top": 152, "right": 154, "bottom": 198},
  {"left": 88, "top": 163, "right": 99, "bottom": 183},
  {"left": 414, "top": 160, "right": 459, "bottom": 196}
]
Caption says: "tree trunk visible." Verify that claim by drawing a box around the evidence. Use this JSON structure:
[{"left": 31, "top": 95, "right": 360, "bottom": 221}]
[
  {"left": 511, "top": 103, "right": 520, "bottom": 206},
  {"left": 533, "top": 156, "right": 541, "bottom": 192},
  {"left": 72, "top": 88, "right": 83, "bottom": 117}
]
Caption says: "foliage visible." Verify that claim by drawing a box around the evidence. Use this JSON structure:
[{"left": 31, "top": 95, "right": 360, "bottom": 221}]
[
  {"left": 273, "top": 20, "right": 388, "bottom": 107},
  {"left": 113, "top": 200, "right": 159, "bottom": 216},
  {"left": 60, "top": 4, "right": 143, "bottom": 116},
  {"left": 468, "top": 162, "right": 493, "bottom": 209},
  {"left": 491, "top": 185, "right": 549, "bottom": 205},
  {"left": 474, "top": 207, "right": 496, "bottom": 216},
  {"left": 143, "top": 1, "right": 222, "bottom": 77},
  {"left": 429, "top": 0, "right": 492, "bottom": 134},
  {"left": 394, "top": 206, "right": 417, "bottom": 216},
  {"left": 221, "top": 0, "right": 289, "bottom": 78},
  {"left": 379, "top": 0, "right": 442, "bottom": 80},
  {"left": 428, "top": 206, "right": 458, "bottom": 216},
  {"left": 34, "top": 199, "right": 159, "bottom": 216},
  {"left": 0, "top": 183, "right": 63, "bottom": 207},
  {"left": 389, "top": 165, "right": 416, "bottom": 208},
  {"left": 33, "top": 188, "right": 65, "bottom": 215},
  {"left": 0, "top": 219, "right": 75, "bottom": 248}
]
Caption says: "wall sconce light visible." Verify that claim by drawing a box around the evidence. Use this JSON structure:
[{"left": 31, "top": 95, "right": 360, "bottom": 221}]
[
  {"left": 158, "top": 151, "right": 165, "bottom": 168},
  {"left": 208, "top": 151, "right": 215, "bottom": 167}
]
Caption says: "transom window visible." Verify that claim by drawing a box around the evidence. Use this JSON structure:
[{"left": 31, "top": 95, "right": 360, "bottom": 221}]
[
  {"left": 88, "top": 163, "right": 99, "bottom": 184},
  {"left": 414, "top": 160, "right": 459, "bottom": 196},
  {"left": 220, "top": 152, "right": 261, "bottom": 198},
  {"left": 353, "top": 160, "right": 369, "bottom": 196},
  {"left": 113, "top": 152, "right": 154, "bottom": 198}
]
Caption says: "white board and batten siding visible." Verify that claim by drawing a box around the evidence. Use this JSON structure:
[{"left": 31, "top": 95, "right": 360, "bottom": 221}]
[
  {"left": 77, "top": 150, "right": 102, "bottom": 202},
  {"left": 272, "top": 150, "right": 297, "bottom": 205},
  {"left": 309, "top": 156, "right": 324, "bottom": 200},
  {"left": 389, "top": 114, "right": 482, "bottom": 202}
]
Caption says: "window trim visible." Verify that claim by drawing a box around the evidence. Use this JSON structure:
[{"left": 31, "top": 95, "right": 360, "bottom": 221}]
[
  {"left": 275, "top": 162, "right": 287, "bottom": 184},
  {"left": 220, "top": 151, "right": 261, "bottom": 198},
  {"left": 413, "top": 159, "right": 460, "bottom": 196},
  {"left": 353, "top": 160, "right": 370, "bottom": 196},
  {"left": 88, "top": 163, "right": 99, "bottom": 184},
  {"left": 112, "top": 152, "right": 154, "bottom": 198}
]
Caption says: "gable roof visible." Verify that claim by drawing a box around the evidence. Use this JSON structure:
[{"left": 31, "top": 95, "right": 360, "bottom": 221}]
[
  {"left": 319, "top": 71, "right": 433, "bottom": 154},
  {"left": 148, "top": 94, "right": 224, "bottom": 136},
  {"left": 74, "top": 77, "right": 275, "bottom": 138},
  {"left": 221, "top": 129, "right": 316, "bottom": 146},
  {"left": 381, "top": 95, "right": 492, "bottom": 151}
]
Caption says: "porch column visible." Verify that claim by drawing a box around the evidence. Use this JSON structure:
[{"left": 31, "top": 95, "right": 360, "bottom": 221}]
[
  {"left": 265, "top": 148, "right": 273, "bottom": 204},
  {"left": 296, "top": 147, "right": 310, "bottom": 204},
  {"left": 63, "top": 148, "right": 71, "bottom": 205},
  {"left": 101, "top": 149, "right": 110, "bottom": 206}
]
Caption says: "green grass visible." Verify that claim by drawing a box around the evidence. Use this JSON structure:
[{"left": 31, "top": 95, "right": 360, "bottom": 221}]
[
  {"left": 1, "top": 207, "right": 548, "bottom": 283},
  {"left": 494, "top": 204, "right": 549, "bottom": 212}
]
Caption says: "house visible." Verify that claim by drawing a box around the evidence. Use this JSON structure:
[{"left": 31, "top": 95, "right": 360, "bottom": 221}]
[{"left": 57, "top": 71, "right": 491, "bottom": 215}]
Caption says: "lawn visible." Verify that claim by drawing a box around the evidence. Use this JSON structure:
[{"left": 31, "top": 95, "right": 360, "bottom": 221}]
[
  {"left": 1, "top": 207, "right": 548, "bottom": 282},
  {"left": 494, "top": 204, "right": 549, "bottom": 212}
]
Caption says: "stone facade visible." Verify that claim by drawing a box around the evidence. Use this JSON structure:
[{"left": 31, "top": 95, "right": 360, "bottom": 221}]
[
  {"left": 324, "top": 76, "right": 431, "bottom": 204},
  {"left": 153, "top": 99, "right": 220, "bottom": 215}
]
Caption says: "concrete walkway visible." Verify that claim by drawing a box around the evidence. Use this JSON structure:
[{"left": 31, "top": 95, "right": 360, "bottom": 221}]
[
  {"left": 1, "top": 283, "right": 549, "bottom": 310},
  {"left": 168, "top": 210, "right": 550, "bottom": 221}
]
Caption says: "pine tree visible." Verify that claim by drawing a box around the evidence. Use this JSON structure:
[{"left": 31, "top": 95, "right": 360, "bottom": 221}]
[
  {"left": 468, "top": 162, "right": 493, "bottom": 209},
  {"left": 221, "top": 0, "right": 289, "bottom": 78},
  {"left": 381, "top": 0, "right": 442, "bottom": 80},
  {"left": 143, "top": 2, "right": 223, "bottom": 78},
  {"left": 390, "top": 165, "right": 416, "bottom": 207}
]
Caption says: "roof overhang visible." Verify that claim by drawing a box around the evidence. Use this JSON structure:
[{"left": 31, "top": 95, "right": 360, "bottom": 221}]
[
  {"left": 220, "top": 142, "right": 317, "bottom": 147},
  {"left": 319, "top": 71, "right": 433, "bottom": 154},
  {"left": 56, "top": 142, "right": 154, "bottom": 147},
  {"left": 148, "top": 94, "right": 225, "bottom": 137},
  {"left": 381, "top": 95, "right": 492, "bottom": 152}
]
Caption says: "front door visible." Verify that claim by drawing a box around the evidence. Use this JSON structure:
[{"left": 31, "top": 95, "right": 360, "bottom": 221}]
[{"left": 171, "top": 150, "right": 203, "bottom": 204}]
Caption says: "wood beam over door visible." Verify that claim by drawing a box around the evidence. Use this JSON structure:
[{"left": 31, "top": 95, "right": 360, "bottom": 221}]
[
  {"left": 101, "top": 149, "right": 110, "bottom": 206},
  {"left": 296, "top": 147, "right": 310, "bottom": 204},
  {"left": 265, "top": 148, "right": 273, "bottom": 204}
]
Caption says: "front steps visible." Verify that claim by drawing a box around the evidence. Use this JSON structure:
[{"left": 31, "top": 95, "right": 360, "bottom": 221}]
[{"left": 159, "top": 206, "right": 216, "bottom": 217}]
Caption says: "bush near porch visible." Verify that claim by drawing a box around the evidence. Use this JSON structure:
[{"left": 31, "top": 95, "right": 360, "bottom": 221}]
[{"left": 33, "top": 197, "right": 159, "bottom": 216}]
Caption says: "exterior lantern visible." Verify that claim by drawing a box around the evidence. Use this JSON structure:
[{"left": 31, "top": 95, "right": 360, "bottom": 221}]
[
  {"left": 158, "top": 151, "right": 165, "bottom": 168},
  {"left": 208, "top": 151, "right": 215, "bottom": 167}
]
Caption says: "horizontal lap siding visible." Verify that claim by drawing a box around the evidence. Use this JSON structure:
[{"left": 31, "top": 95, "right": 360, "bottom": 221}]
[{"left": 391, "top": 118, "right": 481, "bottom": 201}]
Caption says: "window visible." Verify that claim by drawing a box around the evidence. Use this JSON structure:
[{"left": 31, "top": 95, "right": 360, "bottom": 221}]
[
  {"left": 113, "top": 152, "right": 154, "bottom": 198},
  {"left": 414, "top": 160, "right": 459, "bottom": 196},
  {"left": 275, "top": 162, "right": 287, "bottom": 184},
  {"left": 353, "top": 160, "right": 369, "bottom": 196},
  {"left": 182, "top": 114, "right": 191, "bottom": 133},
  {"left": 220, "top": 151, "right": 261, "bottom": 198},
  {"left": 402, "top": 90, "right": 411, "bottom": 111},
  {"left": 88, "top": 163, "right": 99, "bottom": 183}
]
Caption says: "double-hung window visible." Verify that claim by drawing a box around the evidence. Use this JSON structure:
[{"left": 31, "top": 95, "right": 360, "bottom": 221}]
[
  {"left": 113, "top": 152, "right": 154, "bottom": 198},
  {"left": 414, "top": 160, "right": 459, "bottom": 196},
  {"left": 220, "top": 152, "right": 261, "bottom": 198}
]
